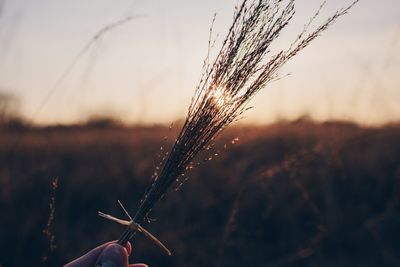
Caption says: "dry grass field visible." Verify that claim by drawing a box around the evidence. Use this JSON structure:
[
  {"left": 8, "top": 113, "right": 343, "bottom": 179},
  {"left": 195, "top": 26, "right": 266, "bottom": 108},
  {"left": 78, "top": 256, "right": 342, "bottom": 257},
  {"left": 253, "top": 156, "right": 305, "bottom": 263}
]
[{"left": 0, "top": 119, "right": 399, "bottom": 267}]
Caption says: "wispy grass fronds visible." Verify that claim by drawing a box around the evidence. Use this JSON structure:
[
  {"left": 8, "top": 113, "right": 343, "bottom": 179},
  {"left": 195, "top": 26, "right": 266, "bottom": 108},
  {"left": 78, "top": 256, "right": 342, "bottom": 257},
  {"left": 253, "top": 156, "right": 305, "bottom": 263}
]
[
  {"left": 117, "top": 0, "right": 359, "bottom": 245},
  {"left": 42, "top": 177, "right": 58, "bottom": 262}
]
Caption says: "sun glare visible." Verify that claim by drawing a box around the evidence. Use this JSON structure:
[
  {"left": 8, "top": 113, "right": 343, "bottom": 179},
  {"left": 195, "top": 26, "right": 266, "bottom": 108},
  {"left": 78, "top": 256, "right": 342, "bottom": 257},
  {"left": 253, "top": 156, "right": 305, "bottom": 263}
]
[{"left": 211, "top": 86, "right": 230, "bottom": 109}]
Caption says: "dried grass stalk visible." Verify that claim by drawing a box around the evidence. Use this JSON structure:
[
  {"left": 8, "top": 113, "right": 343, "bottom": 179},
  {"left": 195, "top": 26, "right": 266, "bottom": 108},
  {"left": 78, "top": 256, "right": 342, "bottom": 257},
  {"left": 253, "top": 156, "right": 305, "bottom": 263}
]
[{"left": 115, "top": 0, "right": 359, "bottom": 248}]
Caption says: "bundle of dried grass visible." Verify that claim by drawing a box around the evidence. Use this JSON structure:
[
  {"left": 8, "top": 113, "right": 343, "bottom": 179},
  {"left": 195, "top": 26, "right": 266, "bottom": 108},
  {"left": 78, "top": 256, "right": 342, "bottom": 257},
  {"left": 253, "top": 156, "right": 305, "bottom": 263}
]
[{"left": 102, "top": 0, "right": 359, "bottom": 253}]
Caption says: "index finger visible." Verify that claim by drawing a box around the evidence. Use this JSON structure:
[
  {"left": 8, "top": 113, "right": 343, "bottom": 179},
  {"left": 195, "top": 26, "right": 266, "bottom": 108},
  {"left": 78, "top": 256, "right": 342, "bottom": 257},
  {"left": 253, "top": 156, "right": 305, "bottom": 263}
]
[{"left": 64, "top": 241, "right": 132, "bottom": 267}]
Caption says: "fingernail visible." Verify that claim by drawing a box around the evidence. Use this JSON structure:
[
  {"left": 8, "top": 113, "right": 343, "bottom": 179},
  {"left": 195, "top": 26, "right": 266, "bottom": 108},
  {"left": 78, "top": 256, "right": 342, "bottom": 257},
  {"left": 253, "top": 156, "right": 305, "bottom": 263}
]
[{"left": 95, "top": 244, "right": 127, "bottom": 267}]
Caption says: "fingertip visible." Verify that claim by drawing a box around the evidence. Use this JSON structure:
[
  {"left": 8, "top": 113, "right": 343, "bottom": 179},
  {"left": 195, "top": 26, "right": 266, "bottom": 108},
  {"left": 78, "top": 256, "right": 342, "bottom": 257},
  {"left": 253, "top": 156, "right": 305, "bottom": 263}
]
[
  {"left": 64, "top": 242, "right": 111, "bottom": 267},
  {"left": 96, "top": 243, "right": 129, "bottom": 267},
  {"left": 128, "top": 264, "right": 148, "bottom": 267},
  {"left": 125, "top": 241, "right": 132, "bottom": 255}
]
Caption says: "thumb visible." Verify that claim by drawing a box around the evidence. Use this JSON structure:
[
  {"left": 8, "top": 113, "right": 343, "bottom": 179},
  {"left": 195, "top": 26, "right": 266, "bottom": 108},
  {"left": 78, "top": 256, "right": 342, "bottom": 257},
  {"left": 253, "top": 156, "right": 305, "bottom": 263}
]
[{"left": 95, "top": 243, "right": 129, "bottom": 267}]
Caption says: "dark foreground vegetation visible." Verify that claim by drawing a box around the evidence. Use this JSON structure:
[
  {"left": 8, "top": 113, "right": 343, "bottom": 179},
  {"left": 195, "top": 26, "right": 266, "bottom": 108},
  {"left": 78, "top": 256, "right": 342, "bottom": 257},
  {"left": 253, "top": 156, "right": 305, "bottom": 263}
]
[{"left": 0, "top": 119, "right": 399, "bottom": 267}]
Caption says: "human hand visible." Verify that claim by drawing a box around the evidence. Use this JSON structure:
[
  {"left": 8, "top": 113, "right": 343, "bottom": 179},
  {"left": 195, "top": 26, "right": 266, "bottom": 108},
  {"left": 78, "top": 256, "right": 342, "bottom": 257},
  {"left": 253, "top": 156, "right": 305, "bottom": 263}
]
[{"left": 64, "top": 241, "right": 148, "bottom": 267}]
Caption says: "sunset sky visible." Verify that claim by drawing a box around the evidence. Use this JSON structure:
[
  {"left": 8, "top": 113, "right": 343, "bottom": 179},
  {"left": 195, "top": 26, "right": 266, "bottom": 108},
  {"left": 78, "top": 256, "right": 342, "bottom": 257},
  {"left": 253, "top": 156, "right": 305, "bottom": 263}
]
[{"left": 0, "top": 0, "right": 399, "bottom": 125}]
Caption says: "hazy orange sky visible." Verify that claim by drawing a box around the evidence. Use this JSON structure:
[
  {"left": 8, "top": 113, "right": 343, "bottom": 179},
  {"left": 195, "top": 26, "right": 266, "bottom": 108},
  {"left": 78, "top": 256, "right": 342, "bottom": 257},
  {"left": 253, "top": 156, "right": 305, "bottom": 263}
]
[{"left": 0, "top": 0, "right": 399, "bottom": 125}]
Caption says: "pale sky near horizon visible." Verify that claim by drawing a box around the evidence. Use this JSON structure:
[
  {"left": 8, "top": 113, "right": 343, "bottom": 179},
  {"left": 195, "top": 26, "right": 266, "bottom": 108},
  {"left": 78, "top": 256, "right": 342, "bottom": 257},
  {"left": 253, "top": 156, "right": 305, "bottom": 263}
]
[{"left": 0, "top": 0, "right": 399, "bottom": 126}]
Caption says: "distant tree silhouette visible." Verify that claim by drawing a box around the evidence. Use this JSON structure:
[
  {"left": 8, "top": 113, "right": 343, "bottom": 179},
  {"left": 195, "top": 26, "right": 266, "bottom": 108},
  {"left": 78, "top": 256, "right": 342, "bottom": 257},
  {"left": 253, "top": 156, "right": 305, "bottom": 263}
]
[{"left": 0, "top": 91, "right": 26, "bottom": 129}]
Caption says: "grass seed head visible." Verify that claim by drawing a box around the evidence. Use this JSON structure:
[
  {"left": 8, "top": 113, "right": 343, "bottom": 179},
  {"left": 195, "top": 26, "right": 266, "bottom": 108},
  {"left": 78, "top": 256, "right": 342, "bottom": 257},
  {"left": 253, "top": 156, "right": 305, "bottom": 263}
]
[{"left": 118, "top": 0, "right": 360, "bottom": 245}]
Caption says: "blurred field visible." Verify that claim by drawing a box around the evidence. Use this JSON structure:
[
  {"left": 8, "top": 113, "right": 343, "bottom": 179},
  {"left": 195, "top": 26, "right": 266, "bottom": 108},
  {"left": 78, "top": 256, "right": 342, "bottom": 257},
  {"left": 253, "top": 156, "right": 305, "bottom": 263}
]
[{"left": 0, "top": 119, "right": 399, "bottom": 267}]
